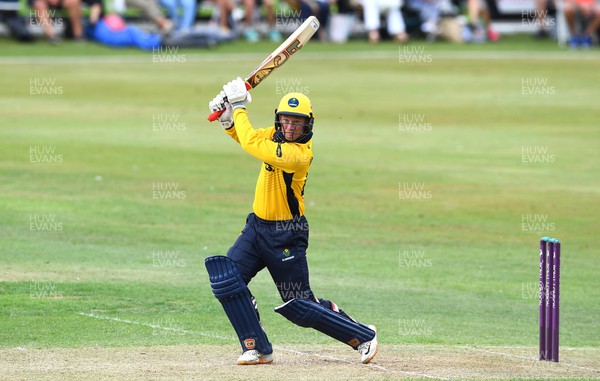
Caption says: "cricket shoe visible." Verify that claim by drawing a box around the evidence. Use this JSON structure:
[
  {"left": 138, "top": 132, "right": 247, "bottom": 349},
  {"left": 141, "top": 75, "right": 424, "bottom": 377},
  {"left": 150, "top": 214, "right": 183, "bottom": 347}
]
[
  {"left": 581, "top": 35, "right": 592, "bottom": 49},
  {"left": 358, "top": 325, "right": 379, "bottom": 364},
  {"left": 568, "top": 35, "right": 581, "bottom": 49},
  {"left": 244, "top": 28, "right": 260, "bottom": 43},
  {"left": 487, "top": 28, "right": 500, "bottom": 42},
  {"left": 236, "top": 350, "right": 273, "bottom": 365}
]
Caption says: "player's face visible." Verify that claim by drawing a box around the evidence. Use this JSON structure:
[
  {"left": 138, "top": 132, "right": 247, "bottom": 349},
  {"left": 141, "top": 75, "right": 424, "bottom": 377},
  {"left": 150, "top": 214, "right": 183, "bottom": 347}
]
[{"left": 280, "top": 115, "right": 307, "bottom": 142}]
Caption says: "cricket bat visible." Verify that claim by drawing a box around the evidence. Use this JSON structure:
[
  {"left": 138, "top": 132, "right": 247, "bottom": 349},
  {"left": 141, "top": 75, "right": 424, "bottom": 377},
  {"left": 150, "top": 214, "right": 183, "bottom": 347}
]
[{"left": 207, "top": 16, "right": 320, "bottom": 122}]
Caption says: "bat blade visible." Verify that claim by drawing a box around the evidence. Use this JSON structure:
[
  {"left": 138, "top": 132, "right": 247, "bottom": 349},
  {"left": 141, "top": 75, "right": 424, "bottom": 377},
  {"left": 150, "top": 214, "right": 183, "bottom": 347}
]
[
  {"left": 208, "top": 16, "right": 320, "bottom": 122},
  {"left": 245, "top": 16, "right": 319, "bottom": 89}
]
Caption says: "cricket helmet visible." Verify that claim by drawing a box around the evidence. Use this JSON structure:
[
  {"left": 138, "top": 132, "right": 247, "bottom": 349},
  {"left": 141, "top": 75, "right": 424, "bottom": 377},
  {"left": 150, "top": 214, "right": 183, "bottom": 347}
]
[{"left": 274, "top": 93, "right": 314, "bottom": 143}]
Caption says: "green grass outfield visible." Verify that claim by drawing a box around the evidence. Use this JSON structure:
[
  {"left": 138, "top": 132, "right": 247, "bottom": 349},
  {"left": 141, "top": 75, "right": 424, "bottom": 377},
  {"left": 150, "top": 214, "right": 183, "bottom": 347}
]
[{"left": 0, "top": 36, "right": 599, "bottom": 376}]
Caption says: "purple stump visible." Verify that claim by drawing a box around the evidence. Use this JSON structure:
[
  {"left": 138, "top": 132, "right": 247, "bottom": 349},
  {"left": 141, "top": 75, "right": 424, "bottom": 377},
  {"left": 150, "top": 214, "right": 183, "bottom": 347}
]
[
  {"left": 545, "top": 240, "right": 554, "bottom": 360},
  {"left": 539, "top": 238, "right": 547, "bottom": 360},
  {"left": 551, "top": 240, "right": 561, "bottom": 362}
]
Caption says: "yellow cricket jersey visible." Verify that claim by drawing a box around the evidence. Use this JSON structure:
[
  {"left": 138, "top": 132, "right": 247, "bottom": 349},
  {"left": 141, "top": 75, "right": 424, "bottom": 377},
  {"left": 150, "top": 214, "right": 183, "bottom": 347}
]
[{"left": 225, "top": 108, "right": 312, "bottom": 221}]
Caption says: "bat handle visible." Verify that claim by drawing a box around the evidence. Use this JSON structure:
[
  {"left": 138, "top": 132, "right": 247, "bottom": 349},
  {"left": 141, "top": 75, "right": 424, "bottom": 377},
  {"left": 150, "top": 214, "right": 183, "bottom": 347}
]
[
  {"left": 207, "top": 109, "right": 224, "bottom": 122},
  {"left": 207, "top": 82, "right": 253, "bottom": 122}
]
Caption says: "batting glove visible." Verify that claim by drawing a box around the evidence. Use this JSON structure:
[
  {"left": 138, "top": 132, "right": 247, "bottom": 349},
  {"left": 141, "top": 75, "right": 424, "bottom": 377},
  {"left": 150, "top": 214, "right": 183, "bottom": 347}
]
[
  {"left": 223, "top": 77, "right": 252, "bottom": 110},
  {"left": 209, "top": 91, "right": 234, "bottom": 129}
]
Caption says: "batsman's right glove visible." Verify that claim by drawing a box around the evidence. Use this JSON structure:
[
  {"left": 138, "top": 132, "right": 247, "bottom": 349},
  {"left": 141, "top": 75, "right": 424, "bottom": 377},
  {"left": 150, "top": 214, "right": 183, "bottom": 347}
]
[{"left": 209, "top": 91, "right": 233, "bottom": 129}]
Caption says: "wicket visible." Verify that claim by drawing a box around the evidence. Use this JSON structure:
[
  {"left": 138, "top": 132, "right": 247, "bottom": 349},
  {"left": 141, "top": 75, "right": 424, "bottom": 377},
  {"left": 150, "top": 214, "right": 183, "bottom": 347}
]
[{"left": 539, "top": 237, "right": 560, "bottom": 362}]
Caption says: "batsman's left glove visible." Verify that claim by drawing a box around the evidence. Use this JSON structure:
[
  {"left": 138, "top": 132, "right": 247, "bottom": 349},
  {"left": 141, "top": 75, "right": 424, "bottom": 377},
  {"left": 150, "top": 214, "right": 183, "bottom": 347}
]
[{"left": 209, "top": 91, "right": 234, "bottom": 129}]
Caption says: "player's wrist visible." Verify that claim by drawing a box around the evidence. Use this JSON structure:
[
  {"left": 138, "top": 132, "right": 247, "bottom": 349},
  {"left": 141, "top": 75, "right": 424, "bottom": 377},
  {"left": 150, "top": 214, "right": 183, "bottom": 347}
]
[
  {"left": 231, "top": 102, "right": 246, "bottom": 111},
  {"left": 221, "top": 119, "right": 234, "bottom": 129},
  {"left": 233, "top": 107, "right": 247, "bottom": 116}
]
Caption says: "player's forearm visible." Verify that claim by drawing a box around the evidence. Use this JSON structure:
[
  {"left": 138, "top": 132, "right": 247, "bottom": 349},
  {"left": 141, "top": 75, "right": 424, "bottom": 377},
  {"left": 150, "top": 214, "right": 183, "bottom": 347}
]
[
  {"left": 233, "top": 109, "right": 279, "bottom": 164},
  {"left": 232, "top": 109, "right": 257, "bottom": 150}
]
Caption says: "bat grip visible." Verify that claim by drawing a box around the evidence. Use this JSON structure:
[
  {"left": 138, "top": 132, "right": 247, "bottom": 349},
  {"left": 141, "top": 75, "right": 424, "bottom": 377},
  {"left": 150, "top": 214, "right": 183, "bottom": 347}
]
[
  {"left": 207, "top": 82, "right": 252, "bottom": 122},
  {"left": 207, "top": 109, "right": 224, "bottom": 122}
]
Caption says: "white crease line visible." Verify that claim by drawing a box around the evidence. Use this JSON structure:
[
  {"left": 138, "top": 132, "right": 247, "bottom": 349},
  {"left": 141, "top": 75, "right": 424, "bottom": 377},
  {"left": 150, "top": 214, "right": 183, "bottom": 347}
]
[
  {"left": 465, "top": 346, "right": 600, "bottom": 374},
  {"left": 476, "top": 345, "right": 600, "bottom": 351},
  {"left": 275, "top": 347, "right": 450, "bottom": 380},
  {"left": 77, "top": 311, "right": 230, "bottom": 341},
  {"left": 78, "top": 312, "right": 449, "bottom": 380},
  {"left": 467, "top": 347, "right": 538, "bottom": 361}
]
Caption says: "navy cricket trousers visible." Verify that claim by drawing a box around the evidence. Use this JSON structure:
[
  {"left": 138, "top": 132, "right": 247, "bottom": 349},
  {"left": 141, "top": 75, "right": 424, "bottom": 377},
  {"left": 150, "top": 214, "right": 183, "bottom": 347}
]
[{"left": 227, "top": 213, "right": 316, "bottom": 302}]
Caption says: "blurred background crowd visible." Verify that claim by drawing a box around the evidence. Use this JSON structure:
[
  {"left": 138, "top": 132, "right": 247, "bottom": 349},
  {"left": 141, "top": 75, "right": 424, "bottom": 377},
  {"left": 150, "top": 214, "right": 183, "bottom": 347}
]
[{"left": 0, "top": 0, "right": 598, "bottom": 48}]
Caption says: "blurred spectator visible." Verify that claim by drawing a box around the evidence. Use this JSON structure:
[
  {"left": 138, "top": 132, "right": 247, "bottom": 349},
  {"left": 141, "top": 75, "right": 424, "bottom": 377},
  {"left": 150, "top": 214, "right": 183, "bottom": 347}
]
[
  {"left": 564, "top": 0, "right": 600, "bottom": 48},
  {"left": 215, "top": 0, "right": 234, "bottom": 32},
  {"left": 248, "top": 0, "right": 281, "bottom": 41},
  {"left": 122, "top": 0, "right": 174, "bottom": 34},
  {"left": 0, "top": 5, "right": 35, "bottom": 41},
  {"left": 83, "top": 0, "right": 102, "bottom": 26},
  {"left": 533, "top": 0, "right": 553, "bottom": 38},
  {"left": 313, "top": 0, "right": 335, "bottom": 41},
  {"left": 329, "top": 0, "right": 355, "bottom": 43},
  {"left": 285, "top": 0, "right": 333, "bottom": 41},
  {"left": 30, "top": 0, "right": 84, "bottom": 43},
  {"left": 158, "top": 0, "right": 196, "bottom": 33},
  {"left": 89, "top": 13, "right": 161, "bottom": 48},
  {"left": 407, "top": 0, "right": 441, "bottom": 40},
  {"left": 436, "top": 0, "right": 462, "bottom": 42},
  {"left": 361, "top": 0, "right": 408, "bottom": 42},
  {"left": 216, "top": 0, "right": 281, "bottom": 41},
  {"left": 463, "top": 0, "right": 499, "bottom": 42}
]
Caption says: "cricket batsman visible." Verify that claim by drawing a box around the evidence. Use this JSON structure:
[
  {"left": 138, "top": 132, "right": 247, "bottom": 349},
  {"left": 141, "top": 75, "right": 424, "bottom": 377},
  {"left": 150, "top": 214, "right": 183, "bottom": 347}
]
[{"left": 206, "top": 77, "right": 379, "bottom": 365}]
